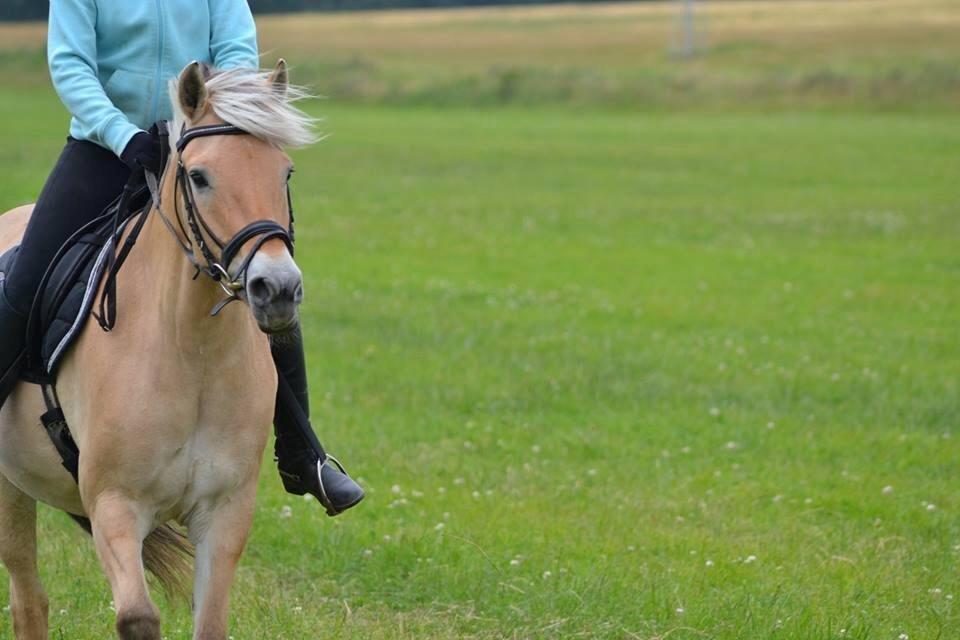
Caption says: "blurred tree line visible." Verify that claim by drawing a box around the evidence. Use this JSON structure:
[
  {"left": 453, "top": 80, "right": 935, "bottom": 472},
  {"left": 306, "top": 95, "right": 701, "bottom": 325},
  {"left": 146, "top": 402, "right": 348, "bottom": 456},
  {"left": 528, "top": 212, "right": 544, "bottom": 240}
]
[{"left": 1, "top": 0, "right": 632, "bottom": 22}]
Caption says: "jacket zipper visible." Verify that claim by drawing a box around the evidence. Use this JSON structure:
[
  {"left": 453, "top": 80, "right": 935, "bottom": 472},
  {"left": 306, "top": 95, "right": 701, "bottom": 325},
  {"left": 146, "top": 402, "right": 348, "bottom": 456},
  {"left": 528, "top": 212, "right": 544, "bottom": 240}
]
[{"left": 150, "top": 0, "right": 165, "bottom": 124}]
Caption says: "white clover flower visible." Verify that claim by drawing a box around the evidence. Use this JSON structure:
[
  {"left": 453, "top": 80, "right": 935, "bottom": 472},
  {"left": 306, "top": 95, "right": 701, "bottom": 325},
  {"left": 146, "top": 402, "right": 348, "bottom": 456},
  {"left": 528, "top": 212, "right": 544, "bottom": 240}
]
[
  {"left": 882, "top": 486, "right": 894, "bottom": 495},
  {"left": 744, "top": 555, "right": 757, "bottom": 564},
  {"left": 709, "top": 407, "right": 721, "bottom": 417},
  {"left": 434, "top": 523, "right": 445, "bottom": 531},
  {"left": 705, "top": 560, "right": 714, "bottom": 567},
  {"left": 391, "top": 484, "right": 402, "bottom": 494},
  {"left": 279, "top": 505, "right": 293, "bottom": 519}
]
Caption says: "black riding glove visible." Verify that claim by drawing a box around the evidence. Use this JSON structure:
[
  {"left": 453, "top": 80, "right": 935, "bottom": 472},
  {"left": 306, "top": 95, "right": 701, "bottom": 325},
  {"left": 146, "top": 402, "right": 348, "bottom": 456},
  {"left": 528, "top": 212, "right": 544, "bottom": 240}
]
[{"left": 120, "top": 131, "right": 162, "bottom": 175}]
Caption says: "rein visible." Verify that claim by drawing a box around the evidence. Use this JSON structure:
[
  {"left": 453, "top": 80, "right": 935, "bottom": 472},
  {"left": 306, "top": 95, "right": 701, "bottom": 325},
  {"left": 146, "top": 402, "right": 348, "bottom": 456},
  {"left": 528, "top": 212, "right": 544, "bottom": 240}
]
[{"left": 96, "top": 121, "right": 296, "bottom": 330}]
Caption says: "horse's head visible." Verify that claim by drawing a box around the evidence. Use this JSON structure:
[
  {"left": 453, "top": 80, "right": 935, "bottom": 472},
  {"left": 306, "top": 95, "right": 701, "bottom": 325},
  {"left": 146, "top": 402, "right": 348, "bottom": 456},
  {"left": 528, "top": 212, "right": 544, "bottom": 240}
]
[{"left": 170, "top": 60, "right": 317, "bottom": 334}]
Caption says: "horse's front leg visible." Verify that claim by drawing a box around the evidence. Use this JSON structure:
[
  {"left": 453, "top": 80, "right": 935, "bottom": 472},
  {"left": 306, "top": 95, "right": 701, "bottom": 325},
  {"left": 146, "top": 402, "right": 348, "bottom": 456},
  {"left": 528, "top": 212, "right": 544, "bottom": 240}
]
[
  {"left": 0, "top": 473, "right": 48, "bottom": 640},
  {"left": 190, "top": 479, "right": 259, "bottom": 640},
  {"left": 87, "top": 490, "right": 160, "bottom": 640}
]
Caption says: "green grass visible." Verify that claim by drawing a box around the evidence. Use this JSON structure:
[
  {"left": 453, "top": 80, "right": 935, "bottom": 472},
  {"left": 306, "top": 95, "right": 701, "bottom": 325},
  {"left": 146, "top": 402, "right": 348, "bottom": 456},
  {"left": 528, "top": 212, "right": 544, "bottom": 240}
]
[
  {"left": 0, "top": 2, "right": 959, "bottom": 637},
  {"left": 0, "top": 86, "right": 957, "bottom": 640}
]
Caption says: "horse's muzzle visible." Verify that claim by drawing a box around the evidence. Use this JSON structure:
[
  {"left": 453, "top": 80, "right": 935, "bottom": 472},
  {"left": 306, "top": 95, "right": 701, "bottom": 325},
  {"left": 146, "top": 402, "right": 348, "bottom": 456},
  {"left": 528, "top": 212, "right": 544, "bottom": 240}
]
[{"left": 245, "top": 253, "right": 303, "bottom": 334}]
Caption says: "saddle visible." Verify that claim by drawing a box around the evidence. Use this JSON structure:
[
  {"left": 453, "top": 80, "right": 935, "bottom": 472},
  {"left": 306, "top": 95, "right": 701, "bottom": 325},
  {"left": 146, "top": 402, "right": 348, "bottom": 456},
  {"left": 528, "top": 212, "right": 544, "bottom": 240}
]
[
  {"left": 0, "top": 182, "right": 150, "bottom": 481},
  {"left": 0, "top": 188, "right": 148, "bottom": 384}
]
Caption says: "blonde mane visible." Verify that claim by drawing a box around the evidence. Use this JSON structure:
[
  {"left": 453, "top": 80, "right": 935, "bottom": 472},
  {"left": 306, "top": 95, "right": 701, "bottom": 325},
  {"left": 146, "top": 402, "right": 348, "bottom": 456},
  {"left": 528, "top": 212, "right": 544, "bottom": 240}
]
[{"left": 168, "top": 67, "right": 318, "bottom": 149}]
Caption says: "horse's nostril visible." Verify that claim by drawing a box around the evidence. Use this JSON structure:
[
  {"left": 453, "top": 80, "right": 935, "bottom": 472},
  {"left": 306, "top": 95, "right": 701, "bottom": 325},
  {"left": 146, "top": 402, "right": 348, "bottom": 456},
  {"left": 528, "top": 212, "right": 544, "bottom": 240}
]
[{"left": 248, "top": 276, "right": 273, "bottom": 304}]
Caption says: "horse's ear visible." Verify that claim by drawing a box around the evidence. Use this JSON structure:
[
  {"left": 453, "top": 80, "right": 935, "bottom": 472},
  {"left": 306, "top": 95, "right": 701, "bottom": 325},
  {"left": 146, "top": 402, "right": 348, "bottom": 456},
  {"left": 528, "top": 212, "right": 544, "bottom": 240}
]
[
  {"left": 269, "top": 59, "right": 289, "bottom": 97},
  {"left": 178, "top": 61, "right": 209, "bottom": 121}
]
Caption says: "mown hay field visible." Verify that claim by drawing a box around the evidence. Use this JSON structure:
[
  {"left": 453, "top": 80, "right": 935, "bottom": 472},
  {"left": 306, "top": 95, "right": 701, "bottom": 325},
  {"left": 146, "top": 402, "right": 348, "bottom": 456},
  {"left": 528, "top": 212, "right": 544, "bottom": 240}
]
[
  {"left": 0, "top": 1, "right": 958, "bottom": 638},
  {"left": 2, "top": 0, "right": 960, "bottom": 107}
]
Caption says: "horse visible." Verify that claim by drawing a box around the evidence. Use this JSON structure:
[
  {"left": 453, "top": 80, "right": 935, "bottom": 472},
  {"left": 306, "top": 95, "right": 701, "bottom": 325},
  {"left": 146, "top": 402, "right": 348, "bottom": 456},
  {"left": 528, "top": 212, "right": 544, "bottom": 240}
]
[{"left": 0, "top": 59, "right": 316, "bottom": 640}]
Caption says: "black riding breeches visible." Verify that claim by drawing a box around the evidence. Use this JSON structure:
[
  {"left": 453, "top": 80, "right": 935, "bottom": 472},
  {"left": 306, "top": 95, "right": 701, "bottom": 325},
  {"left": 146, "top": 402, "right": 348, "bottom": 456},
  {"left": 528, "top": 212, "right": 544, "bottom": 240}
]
[{"left": 6, "top": 137, "right": 131, "bottom": 315}]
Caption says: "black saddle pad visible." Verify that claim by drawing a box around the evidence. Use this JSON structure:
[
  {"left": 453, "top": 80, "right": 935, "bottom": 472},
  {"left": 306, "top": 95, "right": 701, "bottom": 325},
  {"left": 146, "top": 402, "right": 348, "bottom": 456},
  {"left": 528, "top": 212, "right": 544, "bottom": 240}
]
[{"left": 13, "top": 188, "right": 147, "bottom": 381}]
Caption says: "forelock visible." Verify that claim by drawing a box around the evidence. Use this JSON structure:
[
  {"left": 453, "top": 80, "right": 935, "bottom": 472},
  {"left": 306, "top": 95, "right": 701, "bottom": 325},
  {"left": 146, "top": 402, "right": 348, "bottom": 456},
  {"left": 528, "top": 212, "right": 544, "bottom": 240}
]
[{"left": 169, "top": 67, "right": 319, "bottom": 150}]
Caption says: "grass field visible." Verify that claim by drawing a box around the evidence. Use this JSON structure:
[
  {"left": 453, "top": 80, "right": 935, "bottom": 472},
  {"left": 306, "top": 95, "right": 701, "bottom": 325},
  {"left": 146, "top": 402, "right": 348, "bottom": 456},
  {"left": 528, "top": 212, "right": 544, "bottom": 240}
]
[{"left": 0, "top": 1, "right": 959, "bottom": 639}]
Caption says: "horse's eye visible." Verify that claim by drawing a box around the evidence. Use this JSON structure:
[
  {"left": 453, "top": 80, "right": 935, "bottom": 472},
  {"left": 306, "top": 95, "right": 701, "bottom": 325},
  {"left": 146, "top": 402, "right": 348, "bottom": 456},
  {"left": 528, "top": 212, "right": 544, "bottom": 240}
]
[
  {"left": 189, "top": 170, "right": 209, "bottom": 189},
  {"left": 286, "top": 168, "right": 295, "bottom": 182}
]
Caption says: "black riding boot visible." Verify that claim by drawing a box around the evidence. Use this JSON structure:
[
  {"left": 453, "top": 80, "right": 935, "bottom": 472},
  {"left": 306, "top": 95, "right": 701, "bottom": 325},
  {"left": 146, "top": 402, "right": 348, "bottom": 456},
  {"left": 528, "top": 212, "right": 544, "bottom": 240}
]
[
  {"left": 271, "top": 326, "right": 364, "bottom": 516},
  {"left": 0, "top": 282, "right": 27, "bottom": 408}
]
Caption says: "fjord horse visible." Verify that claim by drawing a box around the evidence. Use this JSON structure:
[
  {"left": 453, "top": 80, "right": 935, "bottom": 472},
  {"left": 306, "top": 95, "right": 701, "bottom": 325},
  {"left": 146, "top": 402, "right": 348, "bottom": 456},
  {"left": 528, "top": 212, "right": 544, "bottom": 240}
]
[{"left": 0, "top": 60, "right": 314, "bottom": 639}]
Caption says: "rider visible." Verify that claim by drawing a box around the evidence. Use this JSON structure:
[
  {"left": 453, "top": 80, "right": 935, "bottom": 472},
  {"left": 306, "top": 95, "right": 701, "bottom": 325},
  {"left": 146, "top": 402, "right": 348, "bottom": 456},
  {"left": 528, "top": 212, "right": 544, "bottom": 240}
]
[{"left": 0, "top": 0, "right": 364, "bottom": 516}]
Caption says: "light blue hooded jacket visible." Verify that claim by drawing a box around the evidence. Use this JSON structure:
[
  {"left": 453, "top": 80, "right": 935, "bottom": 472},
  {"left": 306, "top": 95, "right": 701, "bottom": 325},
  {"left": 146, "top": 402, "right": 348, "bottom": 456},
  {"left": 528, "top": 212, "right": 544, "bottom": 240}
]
[{"left": 48, "top": 0, "right": 259, "bottom": 158}]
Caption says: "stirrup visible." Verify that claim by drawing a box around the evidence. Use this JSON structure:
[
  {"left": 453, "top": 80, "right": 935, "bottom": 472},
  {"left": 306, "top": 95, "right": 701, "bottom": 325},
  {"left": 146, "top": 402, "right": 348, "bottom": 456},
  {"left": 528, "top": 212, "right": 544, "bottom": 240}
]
[{"left": 315, "top": 455, "right": 349, "bottom": 516}]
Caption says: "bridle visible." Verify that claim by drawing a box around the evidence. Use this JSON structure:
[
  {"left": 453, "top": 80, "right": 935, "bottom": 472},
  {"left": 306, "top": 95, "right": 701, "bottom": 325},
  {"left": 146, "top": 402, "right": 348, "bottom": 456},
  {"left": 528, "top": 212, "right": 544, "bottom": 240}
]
[
  {"left": 96, "top": 121, "right": 296, "bottom": 330},
  {"left": 166, "top": 122, "right": 295, "bottom": 314}
]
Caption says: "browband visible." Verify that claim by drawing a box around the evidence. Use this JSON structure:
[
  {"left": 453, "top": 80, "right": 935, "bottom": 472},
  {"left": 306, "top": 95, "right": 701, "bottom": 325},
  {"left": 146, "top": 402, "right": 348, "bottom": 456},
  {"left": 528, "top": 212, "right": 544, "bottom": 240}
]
[{"left": 176, "top": 124, "right": 247, "bottom": 153}]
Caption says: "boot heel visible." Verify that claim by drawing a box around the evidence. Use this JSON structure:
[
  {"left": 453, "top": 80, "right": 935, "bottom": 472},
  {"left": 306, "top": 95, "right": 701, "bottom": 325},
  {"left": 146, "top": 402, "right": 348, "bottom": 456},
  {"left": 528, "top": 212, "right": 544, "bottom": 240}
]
[{"left": 277, "top": 468, "right": 308, "bottom": 496}]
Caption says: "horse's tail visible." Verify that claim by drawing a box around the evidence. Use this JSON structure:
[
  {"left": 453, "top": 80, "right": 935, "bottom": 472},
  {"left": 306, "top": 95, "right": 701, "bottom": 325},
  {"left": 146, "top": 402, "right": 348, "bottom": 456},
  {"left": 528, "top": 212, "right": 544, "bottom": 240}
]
[
  {"left": 69, "top": 514, "right": 194, "bottom": 602},
  {"left": 142, "top": 523, "right": 194, "bottom": 602}
]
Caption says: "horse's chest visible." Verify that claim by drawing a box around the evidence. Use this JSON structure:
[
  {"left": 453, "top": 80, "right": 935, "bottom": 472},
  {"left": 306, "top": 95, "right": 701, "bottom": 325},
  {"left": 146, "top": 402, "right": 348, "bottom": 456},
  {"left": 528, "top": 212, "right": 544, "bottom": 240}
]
[
  {"left": 61, "top": 348, "right": 274, "bottom": 522},
  {"left": 153, "top": 422, "right": 265, "bottom": 522}
]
